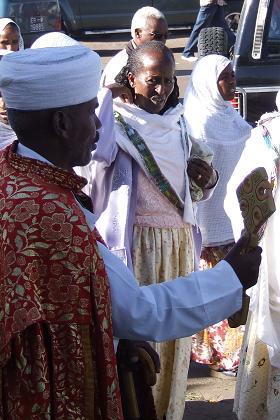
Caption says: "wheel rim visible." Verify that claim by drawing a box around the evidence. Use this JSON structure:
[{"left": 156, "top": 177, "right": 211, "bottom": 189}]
[{"left": 225, "top": 12, "right": 240, "bottom": 33}]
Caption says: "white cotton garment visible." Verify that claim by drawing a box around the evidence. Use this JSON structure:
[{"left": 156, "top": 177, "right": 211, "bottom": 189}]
[
  {"left": 113, "top": 101, "right": 197, "bottom": 225},
  {"left": 114, "top": 102, "right": 186, "bottom": 199},
  {"left": 225, "top": 109, "right": 280, "bottom": 367},
  {"left": 0, "top": 121, "right": 17, "bottom": 149},
  {"left": 31, "top": 32, "right": 79, "bottom": 48},
  {"left": 0, "top": 45, "right": 101, "bottom": 110},
  {"left": 0, "top": 49, "right": 12, "bottom": 57},
  {"left": 184, "top": 54, "right": 252, "bottom": 246},
  {"left": 257, "top": 184, "right": 280, "bottom": 367}
]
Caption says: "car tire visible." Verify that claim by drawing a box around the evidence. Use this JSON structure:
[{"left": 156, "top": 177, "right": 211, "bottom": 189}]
[{"left": 198, "top": 26, "right": 228, "bottom": 58}]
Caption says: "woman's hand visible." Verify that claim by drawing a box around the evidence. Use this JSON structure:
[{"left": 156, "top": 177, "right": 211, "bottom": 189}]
[
  {"left": 187, "top": 157, "right": 218, "bottom": 188},
  {"left": 105, "top": 83, "right": 133, "bottom": 103},
  {"left": 0, "top": 97, "right": 8, "bottom": 124}
]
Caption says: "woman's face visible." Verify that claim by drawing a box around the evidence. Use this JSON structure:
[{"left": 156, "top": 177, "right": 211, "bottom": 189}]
[
  {"left": 128, "top": 50, "right": 175, "bottom": 114},
  {"left": 0, "top": 26, "right": 20, "bottom": 51},
  {"left": 217, "top": 63, "right": 236, "bottom": 101}
]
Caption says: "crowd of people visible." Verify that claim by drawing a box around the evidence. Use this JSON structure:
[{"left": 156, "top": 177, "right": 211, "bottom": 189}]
[{"left": 0, "top": 5, "right": 279, "bottom": 420}]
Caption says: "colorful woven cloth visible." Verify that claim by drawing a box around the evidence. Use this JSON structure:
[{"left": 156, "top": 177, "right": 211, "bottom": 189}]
[
  {"left": 0, "top": 142, "right": 123, "bottom": 419},
  {"left": 192, "top": 243, "right": 244, "bottom": 371}
]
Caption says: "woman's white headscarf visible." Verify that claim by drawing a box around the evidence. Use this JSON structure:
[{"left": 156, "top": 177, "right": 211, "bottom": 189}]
[
  {"left": 184, "top": 54, "right": 252, "bottom": 247},
  {"left": 183, "top": 54, "right": 251, "bottom": 143},
  {"left": 0, "top": 18, "right": 24, "bottom": 50}
]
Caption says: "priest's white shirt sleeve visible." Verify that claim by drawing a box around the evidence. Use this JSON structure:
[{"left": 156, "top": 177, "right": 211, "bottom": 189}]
[
  {"left": 17, "top": 143, "right": 244, "bottom": 343},
  {"left": 98, "top": 241, "right": 243, "bottom": 341}
]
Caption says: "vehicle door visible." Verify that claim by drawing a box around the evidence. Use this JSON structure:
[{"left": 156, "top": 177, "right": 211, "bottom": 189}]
[
  {"left": 78, "top": 0, "right": 152, "bottom": 31},
  {"left": 153, "top": 0, "right": 198, "bottom": 27}
]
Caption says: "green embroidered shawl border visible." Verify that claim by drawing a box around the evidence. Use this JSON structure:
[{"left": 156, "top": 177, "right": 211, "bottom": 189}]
[{"left": 114, "top": 111, "right": 184, "bottom": 212}]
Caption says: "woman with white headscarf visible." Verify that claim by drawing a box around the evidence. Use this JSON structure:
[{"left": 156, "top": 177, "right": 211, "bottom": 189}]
[
  {"left": 0, "top": 18, "right": 24, "bottom": 52},
  {"left": 184, "top": 54, "right": 252, "bottom": 376},
  {"left": 225, "top": 91, "right": 280, "bottom": 419},
  {"left": 0, "top": 18, "right": 24, "bottom": 148}
]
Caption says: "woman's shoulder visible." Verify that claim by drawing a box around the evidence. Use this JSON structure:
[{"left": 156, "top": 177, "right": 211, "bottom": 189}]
[{"left": 258, "top": 111, "right": 280, "bottom": 148}]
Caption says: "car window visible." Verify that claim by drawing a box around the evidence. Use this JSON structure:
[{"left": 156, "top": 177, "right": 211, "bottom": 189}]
[
  {"left": 251, "top": 0, "right": 280, "bottom": 59},
  {"left": 267, "top": 0, "right": 280, "bottom": 56}
]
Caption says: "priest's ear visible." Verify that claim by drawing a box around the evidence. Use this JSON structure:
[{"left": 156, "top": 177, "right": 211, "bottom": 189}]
[{"left": 52, "top": 108, "right": 72, "bottom": 140}]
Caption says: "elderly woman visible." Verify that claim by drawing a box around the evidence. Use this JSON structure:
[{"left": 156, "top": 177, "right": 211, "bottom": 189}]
[
  {"left": 0, "top": 18, "right": 24, "bottom": 148},
  {"left": 93, "top": 41, "right": 218, "bottom": 420},
  {"left": 225, "top": 92, "right": 280, "bottom": 419},
  {"left": 183, "top": 54, "right": 252, "bottom": 376}
]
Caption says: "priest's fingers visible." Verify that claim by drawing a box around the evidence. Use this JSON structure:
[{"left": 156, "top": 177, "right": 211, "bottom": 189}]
[{"left": 224, "top": 237, "right": 262, "bottom": 290}]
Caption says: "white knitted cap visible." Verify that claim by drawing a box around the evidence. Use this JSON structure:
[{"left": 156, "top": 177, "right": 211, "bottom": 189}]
[{"left": 0, "top": 45, "right": 101, "bottom": 110}]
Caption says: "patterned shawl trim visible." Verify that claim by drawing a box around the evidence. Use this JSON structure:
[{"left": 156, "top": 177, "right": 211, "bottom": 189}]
[
  {"left": 5, "top": 141, "right": 88, "bottom": 193},
  {"left": 114, "top": 111, "right": 184, "bottom": 212}
]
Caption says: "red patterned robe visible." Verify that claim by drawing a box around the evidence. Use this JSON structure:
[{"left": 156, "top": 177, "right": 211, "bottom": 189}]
[{"left": 0, "top": 142, "right": 123, "bottom": 419}]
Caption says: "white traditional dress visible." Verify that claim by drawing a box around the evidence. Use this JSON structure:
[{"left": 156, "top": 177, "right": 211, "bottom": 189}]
[
  {"left": 0, "top": 121, "right": 17, "bottom": 149},
  {"left": 225, "top": 107, "right": 280, "bottom": 419},
  {"left": 93, "top": 99, "right": 216, "bottom": 420},
  {"left": 183, "top": 54, "right": 252, "bottom": 372},
  {"left": 117, "top": 103, "right": 194, "bottom": 420},
  {"left": 183, "top": 54, "right": 252, "bottom": 249}
]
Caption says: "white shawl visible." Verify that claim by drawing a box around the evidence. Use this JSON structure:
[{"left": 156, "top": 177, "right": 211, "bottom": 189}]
[
  {"left": 184, "top": 54, "right": 252, "bottom": 246},
  {"left": 113, "top": 101, "right": 197, "bottom": 225},
  {"left": 0, "top": 122, "right": 17, "bottom": 149}
]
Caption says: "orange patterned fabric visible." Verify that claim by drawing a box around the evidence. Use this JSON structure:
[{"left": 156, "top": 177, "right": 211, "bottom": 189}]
[
  {"left": 192, "top": 243, "right": 244, "bottom": 371},
  {"left": 0, "top": 142, "right": 123, "bottom": 419}
]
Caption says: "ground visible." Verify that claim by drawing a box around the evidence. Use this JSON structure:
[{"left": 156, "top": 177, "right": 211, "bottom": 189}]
[{"left": 184, "top": 362, "right": 238, "bottom": 420}]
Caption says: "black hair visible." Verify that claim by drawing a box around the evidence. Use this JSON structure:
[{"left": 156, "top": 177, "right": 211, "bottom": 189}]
[
  {"left": 116, "top": 40, "right": 173, "bottom": 84},
  {"left": 115, "top": 40, "right": 179, "bottom": 110}
]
